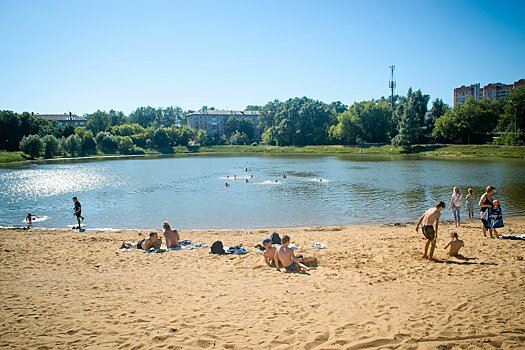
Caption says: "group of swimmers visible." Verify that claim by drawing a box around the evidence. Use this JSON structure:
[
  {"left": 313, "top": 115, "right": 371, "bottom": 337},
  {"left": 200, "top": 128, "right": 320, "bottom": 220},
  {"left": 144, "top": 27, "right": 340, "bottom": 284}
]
[{"left": 415, "top": 185, "right": 503, "bottom": 261}]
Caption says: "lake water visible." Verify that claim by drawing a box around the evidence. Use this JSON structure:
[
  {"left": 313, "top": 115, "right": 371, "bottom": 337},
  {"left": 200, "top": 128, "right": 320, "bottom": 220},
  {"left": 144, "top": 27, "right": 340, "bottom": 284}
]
[{"left": 0, "top": 155, "right": 524, "bottom": 230}]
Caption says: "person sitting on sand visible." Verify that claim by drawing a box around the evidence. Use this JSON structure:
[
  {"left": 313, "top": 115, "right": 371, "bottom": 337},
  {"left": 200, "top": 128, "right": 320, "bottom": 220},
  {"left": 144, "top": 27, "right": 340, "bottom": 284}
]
[
  {"left": 262, "top": 238, "right": 278, "bottom": 267},
  {"left": 275, "top": 235, "right": 310, "bottom": 272},
  {"left": 162, "top": 221, "right": 180, "bottom": 248},
  {"left": 121, "top": 232, "right": 162, "bottom": 250},
  {"left": 444, "top": 232, "right": 465, "bottom": 257},
  {"left": 416, "top": 201, "right": 446, "bottom": 261}
]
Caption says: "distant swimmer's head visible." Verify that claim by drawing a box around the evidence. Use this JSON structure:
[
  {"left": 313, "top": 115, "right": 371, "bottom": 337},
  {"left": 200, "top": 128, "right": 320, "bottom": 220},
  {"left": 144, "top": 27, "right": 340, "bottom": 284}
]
[
  {"left": 162, "top": 221, "right": 170, "bottom": 230},
  {"left": 493, "top": 199, "right": 500, "bottom": 206},
  {"left": 486, "top": 185, "right": 496, "bottom": 194},
  {"left": 262, "top": 238, "right": 272, "bottom": 248},
  {"left": 436, "top": 201, "right": 446, "bottom": 211},
  {"left": 281, "top": 235, "right": 291, "bottom": 246}
]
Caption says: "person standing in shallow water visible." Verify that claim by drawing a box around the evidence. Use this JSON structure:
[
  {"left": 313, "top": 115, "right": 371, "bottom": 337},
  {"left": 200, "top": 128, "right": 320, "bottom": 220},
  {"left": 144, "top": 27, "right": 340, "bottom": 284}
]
[{"left": 72, "top": 197, "right": 84, "bottom": 229}]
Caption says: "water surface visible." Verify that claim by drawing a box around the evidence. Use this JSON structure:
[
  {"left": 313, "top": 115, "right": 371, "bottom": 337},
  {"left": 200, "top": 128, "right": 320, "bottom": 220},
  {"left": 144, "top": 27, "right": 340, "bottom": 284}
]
[{"left": 0, "top": 155, "right": 524, "bottom": 229}]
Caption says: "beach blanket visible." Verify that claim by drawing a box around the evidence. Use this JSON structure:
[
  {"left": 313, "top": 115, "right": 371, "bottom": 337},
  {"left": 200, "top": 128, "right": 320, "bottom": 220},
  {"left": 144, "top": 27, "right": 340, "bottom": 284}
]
[
  {"left": 498, "top": 234, "right": 525, "bottom": 240},
  {"left": 167, "top": 240, "right": 206, "bottom": 251},
  {"left": 224, "top": 246, "right": 247, "bottom": 255}
]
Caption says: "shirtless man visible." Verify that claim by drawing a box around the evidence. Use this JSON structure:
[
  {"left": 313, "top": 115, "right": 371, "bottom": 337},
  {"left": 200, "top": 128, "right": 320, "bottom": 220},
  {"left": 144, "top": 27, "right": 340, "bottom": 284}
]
[
  {"left": 444, "top": 232, "right": 465, "bottom": 257},
  {"left": 275, "top": 235, "right": 309, "bottom": 272},
  {"left": 121, "top": 232, "right": 162, "bottom": 250},
  {"left": 162, "top": 221, "right": 180, "bottom": 248},
  {"left": 415, "top": 201, "right": 446, "bottom": 261},
  {"left": 262, "top": 238, "right": 278, "bottom": 267}
]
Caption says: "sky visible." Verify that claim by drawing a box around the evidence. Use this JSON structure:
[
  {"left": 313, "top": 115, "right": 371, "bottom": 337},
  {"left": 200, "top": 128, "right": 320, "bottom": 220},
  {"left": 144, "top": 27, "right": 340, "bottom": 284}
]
[{"left": 0, "top": 0, "right": 524, "bottom": 115}]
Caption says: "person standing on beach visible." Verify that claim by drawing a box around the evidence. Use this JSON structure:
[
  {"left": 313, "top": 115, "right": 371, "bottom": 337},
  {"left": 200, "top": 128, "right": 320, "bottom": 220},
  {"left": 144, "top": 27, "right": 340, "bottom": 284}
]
[
  {"left": 72, "top": 197, "right": 84, "bottom": 229},
  {"left": 465, "top": 188, "right": 475, "bottom": 220},
  {"left": 479, "top": 186, "right": 495, "bottom": 238},
  {"left": 449, "top": 187, "right": 462, "bottom": 227},
  {"left": 415, "top": 201, "right": 446, "bottom": 261}
]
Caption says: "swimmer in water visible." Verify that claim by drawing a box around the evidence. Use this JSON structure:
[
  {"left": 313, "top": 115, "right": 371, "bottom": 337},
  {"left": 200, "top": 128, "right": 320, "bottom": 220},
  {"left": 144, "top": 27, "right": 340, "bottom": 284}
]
[
  {"left": 320, "top": 178, "right": 322, "bottom": 183},
  {"left": 275, "top": 180, "right": 278, "bottom": 183},
  {"left": 225, "top": 183, "right": 230, "bottom": 187},
  {"left": 234, "top": 175, "right": 237, "bottom": 180},
  {"left": 250, "top": 175, "right": 253, "bottom": 178},
  {"left": 245, "top": 179, "right": 249, "bottom": 183},
  {"left": 245, "top": 168, "right": 248, "bottom": 172},
  {"left": 26, "top": 213, "right": 33, "bottom": 228},
  {"left": 283, "top": 174, "right": 287, "bottom": 179}
]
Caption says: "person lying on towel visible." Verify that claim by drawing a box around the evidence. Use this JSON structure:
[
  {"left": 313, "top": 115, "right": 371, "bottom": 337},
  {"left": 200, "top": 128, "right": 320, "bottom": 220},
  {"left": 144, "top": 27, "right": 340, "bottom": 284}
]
[{"left": 121, "top": 232, "right": 162, "bottom": 250}]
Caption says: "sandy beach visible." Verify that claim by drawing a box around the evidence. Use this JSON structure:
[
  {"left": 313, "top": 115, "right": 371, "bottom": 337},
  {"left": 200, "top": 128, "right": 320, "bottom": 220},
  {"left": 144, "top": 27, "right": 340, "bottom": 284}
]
[{"left": 1, "top": 219, "right": 524, "bottom": 349}]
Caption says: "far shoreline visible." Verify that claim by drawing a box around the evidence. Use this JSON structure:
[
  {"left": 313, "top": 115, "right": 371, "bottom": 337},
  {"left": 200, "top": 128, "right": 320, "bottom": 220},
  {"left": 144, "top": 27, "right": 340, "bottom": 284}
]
[{"left": 1, "top": 144, "right": 525, "bottom": 166}]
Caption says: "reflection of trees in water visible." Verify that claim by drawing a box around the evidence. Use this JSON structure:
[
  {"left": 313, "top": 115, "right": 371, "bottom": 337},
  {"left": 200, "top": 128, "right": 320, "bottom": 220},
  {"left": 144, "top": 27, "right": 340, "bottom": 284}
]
[{"left": 497, "top": 181, "right": 525, "bottom": 216}]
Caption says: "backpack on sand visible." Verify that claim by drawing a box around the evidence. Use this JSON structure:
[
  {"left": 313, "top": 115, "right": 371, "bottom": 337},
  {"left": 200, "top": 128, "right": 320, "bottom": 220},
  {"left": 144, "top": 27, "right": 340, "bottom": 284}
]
[
  {"left": 271, "top": 232, "right": 281, "bottom": 245},
  {"left": 211, "top": 241, "right": 225, "bottom": 254}
]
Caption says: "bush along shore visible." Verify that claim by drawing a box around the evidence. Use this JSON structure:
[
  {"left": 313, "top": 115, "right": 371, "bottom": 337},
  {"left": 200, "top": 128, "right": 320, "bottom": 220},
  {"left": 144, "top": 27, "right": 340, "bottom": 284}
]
[{"left": 1, "top": 144, "right": 524, "bottom": 164}]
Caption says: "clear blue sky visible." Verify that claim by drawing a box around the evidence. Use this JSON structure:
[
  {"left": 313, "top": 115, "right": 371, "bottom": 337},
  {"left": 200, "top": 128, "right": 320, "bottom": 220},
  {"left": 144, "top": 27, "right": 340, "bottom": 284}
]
[{"left": 1, "top": 0, "right": 524, "bottom": 115}]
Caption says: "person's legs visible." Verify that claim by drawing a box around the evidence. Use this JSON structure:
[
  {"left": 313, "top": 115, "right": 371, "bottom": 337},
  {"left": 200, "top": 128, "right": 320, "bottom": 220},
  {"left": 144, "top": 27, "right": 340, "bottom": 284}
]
[
  {"left": 489, "top": 228, "right": 494, "bottom": 238},
  {"left": 423, "top": 240, "right": 430, "bottom": 259},
  {"left": 76, "top": 215, "right": 81, "bottom": 229},
  {"left": 456, "top": 207, "right": 461, "bottom": 226},
  {"left": 429, "top": 239, "right": 436, "bottom": 260},
  {"left": 482, "top": 221, "right": 487, "bottom": 237}
]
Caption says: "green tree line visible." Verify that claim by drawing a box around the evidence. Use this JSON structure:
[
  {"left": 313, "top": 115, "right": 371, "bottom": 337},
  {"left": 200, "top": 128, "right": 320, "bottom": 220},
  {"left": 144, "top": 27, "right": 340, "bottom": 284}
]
[{"left": 2, "top": 87, "right": 524, "bottom": 160}]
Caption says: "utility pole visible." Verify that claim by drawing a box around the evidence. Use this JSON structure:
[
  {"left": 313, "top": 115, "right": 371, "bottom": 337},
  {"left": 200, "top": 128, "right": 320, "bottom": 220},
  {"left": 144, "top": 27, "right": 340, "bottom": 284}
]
[{"left": 389, "top": 65, "right": 396, "bottom": 110}]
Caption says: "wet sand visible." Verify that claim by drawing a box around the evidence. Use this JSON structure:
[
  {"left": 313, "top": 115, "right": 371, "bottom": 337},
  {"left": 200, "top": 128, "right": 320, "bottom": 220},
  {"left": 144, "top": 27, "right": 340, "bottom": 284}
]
[{"left": 1, "top": 219, "right": 524, "bottom": 349}]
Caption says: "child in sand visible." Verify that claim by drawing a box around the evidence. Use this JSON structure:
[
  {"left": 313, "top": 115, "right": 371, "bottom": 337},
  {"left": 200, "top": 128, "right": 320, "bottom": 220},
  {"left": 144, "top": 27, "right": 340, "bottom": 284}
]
[
  {"left": 444, "top": 232, "right": 464, "bottom": 257},
  {"left": 490, "top": 199, "right": 504, "bottom": 235}
]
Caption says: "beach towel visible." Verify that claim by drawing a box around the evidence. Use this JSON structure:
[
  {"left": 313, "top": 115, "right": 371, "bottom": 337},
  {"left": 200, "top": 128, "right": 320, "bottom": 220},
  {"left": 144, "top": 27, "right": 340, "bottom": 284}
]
[
  {"left": 498, "top": 234, "right": 525, "bottom": 240},
  {"left": 167, "top": 241, "right": 205, "bottom": 251},
  {"left": 312, "top": 242, "right": 327, "bottom": 249},
  {"left": 144, "top": 248, "right": 166, "bottom": 254},
  {"left": 225, "top": 246, "right": 247, "bottom": 255},
  {"left": 489, "top": 207, "right": 504, "bottom": 228}
]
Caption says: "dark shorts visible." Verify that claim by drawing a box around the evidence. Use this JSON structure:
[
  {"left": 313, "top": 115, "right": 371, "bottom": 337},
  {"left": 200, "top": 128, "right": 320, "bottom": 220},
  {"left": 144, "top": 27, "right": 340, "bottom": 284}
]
[
  {"left": 75, "top": 211, "right": 82, "bottom": 217},
  {"left": 285, "top": 262, "right": 297, "bottom": 272},
  {"left": 422, "top": 226, "right": 435, "bottom": 241},
  {"left": 481, "top": 219, "right": 491, "bottom": 229},
  {"left": 136, "top": 239, "right": 145, "bottom": 250}
]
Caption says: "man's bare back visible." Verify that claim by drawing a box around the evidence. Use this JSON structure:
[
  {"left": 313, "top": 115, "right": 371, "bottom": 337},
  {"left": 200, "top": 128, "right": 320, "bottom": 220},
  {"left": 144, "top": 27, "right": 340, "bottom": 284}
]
[{"left": 421, "top": 208, "right": 441, "bottom": 226}]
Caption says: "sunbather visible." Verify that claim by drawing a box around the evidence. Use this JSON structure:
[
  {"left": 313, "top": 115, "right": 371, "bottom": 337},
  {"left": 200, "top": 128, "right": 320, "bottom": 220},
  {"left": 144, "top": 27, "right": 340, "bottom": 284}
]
[
  {"left": 121, "top": 232, "right": 162, "bottom": 250},
  {"left": 262, "top": 238, "right": 278, "bottom": 267},
  {"left": 162, "top": 221, "right": 180, "bottom": 248},
  {"left": 275, "top": 235, "right": 309, "bottom": 272}
]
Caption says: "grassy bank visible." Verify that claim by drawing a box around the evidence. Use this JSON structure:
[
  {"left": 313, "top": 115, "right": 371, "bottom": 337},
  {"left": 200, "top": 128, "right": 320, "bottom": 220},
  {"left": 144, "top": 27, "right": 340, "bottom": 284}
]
[
  {"left": 1, "top": 144, "right": 524, "bottom": 164},
  {"left": 0, "top": 151, "right": 27, "bottom": 164},
  {"left": 196, "top": 144, "right": 525, "bottom": 158}
]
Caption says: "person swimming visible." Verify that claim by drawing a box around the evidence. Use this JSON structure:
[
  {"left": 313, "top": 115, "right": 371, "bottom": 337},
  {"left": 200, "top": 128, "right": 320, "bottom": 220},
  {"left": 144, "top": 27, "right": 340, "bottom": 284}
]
[
  {"left": 225, "top": 183, "right": 230, "bottom": 187},
  {"left": 283, "top": 174, "right": 287, "bottom": 179},
  {"left": 245, "top": 179, "right": 249, "bottom": 183}
]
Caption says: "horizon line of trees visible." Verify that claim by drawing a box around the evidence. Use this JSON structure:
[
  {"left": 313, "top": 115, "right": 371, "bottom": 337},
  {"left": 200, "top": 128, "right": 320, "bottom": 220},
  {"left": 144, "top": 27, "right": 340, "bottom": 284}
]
[{"left": 1, "top": 86, "right": 524, "bottom": 159}]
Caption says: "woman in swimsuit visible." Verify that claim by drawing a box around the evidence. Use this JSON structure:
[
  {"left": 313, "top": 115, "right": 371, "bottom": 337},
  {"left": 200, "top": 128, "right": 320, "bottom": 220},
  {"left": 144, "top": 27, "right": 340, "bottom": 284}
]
[{"left": 479, "top": 185, "right": 495, "bottom": 238}]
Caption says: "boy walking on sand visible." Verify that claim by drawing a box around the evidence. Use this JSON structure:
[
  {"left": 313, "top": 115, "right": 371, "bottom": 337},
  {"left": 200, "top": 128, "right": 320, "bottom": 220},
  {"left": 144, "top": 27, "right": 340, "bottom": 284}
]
[{"left": 416, "top": 201, "right": 446, "bottom": 261}]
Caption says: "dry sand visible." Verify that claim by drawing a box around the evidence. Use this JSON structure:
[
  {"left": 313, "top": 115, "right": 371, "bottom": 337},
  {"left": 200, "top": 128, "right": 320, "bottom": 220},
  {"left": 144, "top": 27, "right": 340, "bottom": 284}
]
[{"left": 1, "top": 219, "right": 524, "bottom": 349}]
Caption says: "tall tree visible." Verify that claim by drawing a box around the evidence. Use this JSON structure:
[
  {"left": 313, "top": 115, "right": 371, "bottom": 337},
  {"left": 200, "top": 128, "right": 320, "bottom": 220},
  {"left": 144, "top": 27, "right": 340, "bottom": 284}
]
[{"left": 392, "top": 89, "right": 430, "bottom": 148}]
